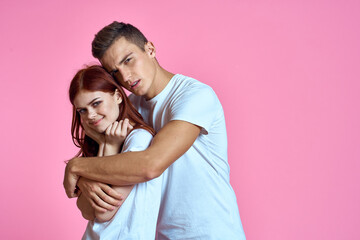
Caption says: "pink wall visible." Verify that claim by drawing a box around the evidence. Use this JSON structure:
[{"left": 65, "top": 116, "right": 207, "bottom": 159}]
[{"left": 1, "top": 0, "right": 359, "bottom": 239}]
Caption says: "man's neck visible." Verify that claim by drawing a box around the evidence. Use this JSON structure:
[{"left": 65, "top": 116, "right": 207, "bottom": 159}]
[{"left": 145, "top": 66, "right": 174, "bottom": 100}]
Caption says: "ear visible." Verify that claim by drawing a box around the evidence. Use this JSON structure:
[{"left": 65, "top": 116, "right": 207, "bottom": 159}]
[
  {"left": 145, "top": 41, "right": 156, "bottom": 58},
  {"left": 114, "top": 89, "right": 123, "bottom": 104}
]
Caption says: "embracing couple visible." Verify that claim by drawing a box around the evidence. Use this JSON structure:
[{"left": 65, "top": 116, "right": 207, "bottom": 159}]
[{"left": 64, "top": 21, "right": 246, "bottom": 240}]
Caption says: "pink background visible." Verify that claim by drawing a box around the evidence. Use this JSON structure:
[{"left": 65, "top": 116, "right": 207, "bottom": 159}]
[{"left": 1, "top": 0, "right": 359, "bottom": 239}]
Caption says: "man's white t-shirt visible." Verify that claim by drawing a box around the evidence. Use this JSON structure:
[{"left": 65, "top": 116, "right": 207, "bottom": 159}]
[
  {"left": 129, "top": 74, "right": 246, "bottom": 239},
  {"left": 82, "top": 129, "right": 163, "bottom": 240}
]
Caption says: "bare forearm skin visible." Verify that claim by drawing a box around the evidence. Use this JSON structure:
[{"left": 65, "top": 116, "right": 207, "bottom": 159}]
[
  {"left": 76, "top": 141, "right": 134, "bottom": 221},
  {"left": 94, "top": 185, "right": 134, "bottom": 222},
  {"left": 69, "top": 120, "right": 201, "bottom": 186},
  {"left": 77, "top": 192, "right": 95, "bottom": 221},
  {"left": 70, "top": 150, "right": 157, "bottom": 186}
]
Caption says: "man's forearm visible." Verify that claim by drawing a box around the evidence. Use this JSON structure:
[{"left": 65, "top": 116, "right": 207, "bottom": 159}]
[
  {"left": 70, "top": 150, "right": 159, "bottom": 186},
  {"left": 67, "top": 120, "right": 201, "bottom": 188}
]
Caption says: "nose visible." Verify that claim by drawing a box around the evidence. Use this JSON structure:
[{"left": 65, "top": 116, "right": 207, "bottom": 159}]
[
  {"left": 86, "top": 109, "right": 96, "bottom": 120},
  {"left": 122, "top": 67, "right": 132, "bottom": 83}
]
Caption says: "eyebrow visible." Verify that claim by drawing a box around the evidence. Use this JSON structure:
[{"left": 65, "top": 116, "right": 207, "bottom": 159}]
[{"left": 76, "top": 97, "right": 100, "bottom": 110}]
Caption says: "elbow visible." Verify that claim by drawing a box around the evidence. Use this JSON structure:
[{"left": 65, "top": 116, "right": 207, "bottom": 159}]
[
  {"left": 94, "top": 209, "right": 117, "bottom": 223},
  {"left": 94, "top": 214, "right": 111, "bottom": 223},
  {"left": 77, "top": 195, "right": 95, "bottom": 221},
  {"left": 142, "top": 153, "right": 165, "bottom": 181},
  {"left": 144, "top": 167, "right": 162, "bottom": 181},
  {"left": 82, "top": 212, "right": 95, "bottom": 221}
]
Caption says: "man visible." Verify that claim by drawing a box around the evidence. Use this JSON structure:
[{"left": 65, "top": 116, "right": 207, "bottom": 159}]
[{"left": 64, "top": 21, "right": 246, "bottom": 239}]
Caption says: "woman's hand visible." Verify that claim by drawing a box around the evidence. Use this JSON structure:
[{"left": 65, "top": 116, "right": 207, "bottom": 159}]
[
  {"left": 82, "top": 121, "right": 105, "bottom": 145},
  {"left": 104, "top": 119, "right": 133, "bottom": 152},
  {"left": 77, "top": 177, "right": 123, "bottom": 213}
]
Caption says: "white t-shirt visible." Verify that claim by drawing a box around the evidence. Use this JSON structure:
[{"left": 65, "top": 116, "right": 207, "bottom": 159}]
[
  {"left": 82, "top": 128, "right": 163, "bottom": 240},
  {"left": 129, "top": 74, "right": 246, "bottom": 239}
]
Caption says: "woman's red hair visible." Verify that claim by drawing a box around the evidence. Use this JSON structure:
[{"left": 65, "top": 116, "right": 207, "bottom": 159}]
[{"left": 69, "top": 65, "right": 154, "bottom": 157}]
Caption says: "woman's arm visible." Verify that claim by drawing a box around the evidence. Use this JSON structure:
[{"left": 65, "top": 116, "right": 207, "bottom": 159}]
[
  {"left": 76, "top": 143, "right": 105, "bottom": 221},
  {"left": 76, "top": 121, "right": 134, "bottom": 222},
  {"left": 94, "top": 122, "right": 134, "bottom": 222},
  {"left": 94, "top": 185, "right": 133, "bottom": 222},
  {"left": 76, "top": 190, "right": 95, "bottom": 221}
]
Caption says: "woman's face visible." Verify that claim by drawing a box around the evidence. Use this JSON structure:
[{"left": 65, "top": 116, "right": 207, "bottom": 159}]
[{"left": 73, "top": 90, "right": 122, "bottom": 133}]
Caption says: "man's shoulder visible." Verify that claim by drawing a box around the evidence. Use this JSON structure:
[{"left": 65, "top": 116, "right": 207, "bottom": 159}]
[
  {"left": 171, "top": 74, "right": 214, "bottom": 95},
  {"left": 173, "top": 74, "right": 207, "bottom": 87}
]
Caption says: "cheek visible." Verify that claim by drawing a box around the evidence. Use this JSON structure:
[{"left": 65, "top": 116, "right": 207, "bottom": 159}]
[
  {"left": 112, "top": 106, "right": 120, "bottom": 120},
  {"left": 79, "top": 115, "right": 86, "bottom": 123},
  {"left": 134, "top": 58, "right": 146, "bottom": 74},
  {"left": 142, "top": 59, "right": 155, "bottom": 77},
  {"left": 103, "top": 103, "right": 119, "bottom": 119}
]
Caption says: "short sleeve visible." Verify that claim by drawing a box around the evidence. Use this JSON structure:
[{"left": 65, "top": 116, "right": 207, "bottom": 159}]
[
  {"left": 121, "top": 129, "right": 153, "bottom": 153},
  {"left": 169, "top": 83, "right": 221, "bottom": 135}
]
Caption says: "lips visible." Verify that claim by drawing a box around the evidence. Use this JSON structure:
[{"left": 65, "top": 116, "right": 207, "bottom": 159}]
[
  {"left": 90, "top": 117, "right": 103, "bottom": 126},
  {"left": 130, "top": 80, "right": 140, "bottom": 89}
]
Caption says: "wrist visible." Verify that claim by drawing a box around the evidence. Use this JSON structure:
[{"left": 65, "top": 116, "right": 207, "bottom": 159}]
[
  {"left": 104, "top": 144, "right": 120, "bottom": 155},
  {"left": 69, "top": 157, "right": 82, "bottom": 175},
  {"left": 96, "top": 138, "right": 105, "bottom": 146}
]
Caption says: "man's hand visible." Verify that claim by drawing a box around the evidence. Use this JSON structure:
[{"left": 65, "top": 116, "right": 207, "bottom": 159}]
[
  {"left": 77, "top": 177, "right": 123, "bottom": 213},
  {"left": 63, "top": 159, "right": 80, "bottom": 198}
]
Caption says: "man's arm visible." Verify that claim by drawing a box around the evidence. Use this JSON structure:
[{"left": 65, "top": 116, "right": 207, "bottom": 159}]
[{"left": 64, "top": 120, "right": 201, "bottom": 197}]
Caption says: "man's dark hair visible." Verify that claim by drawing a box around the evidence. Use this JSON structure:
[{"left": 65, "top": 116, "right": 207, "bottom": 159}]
[{"left": 92, "top": 21, "right": 148, "bottom": 59}]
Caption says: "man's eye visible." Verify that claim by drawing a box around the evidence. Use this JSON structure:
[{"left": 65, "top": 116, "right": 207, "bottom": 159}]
[
  {"left": 111, "top": 70, "right": 119, "bottom": 77},
  {"left": 124, "top": 58, "right": 131, "bottom": 63}
]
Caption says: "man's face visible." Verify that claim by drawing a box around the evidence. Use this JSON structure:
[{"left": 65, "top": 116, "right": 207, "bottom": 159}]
[{"left": 100, "top": 37, "right": 157, "bottom": 99}]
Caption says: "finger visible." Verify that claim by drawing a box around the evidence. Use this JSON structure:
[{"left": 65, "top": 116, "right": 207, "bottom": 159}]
[
  {"left": 89, "top": 199, "right": 109, "bottom": 213},
  {"left": 111, "top": 121, "right": 119, "bottom": 135},
  {"left": 63, "top": 165, "right": 79, "bottom": 198},
  {"left": 91, "top": 191, "right": 119, "bottom": 211},
  {"left": 64, "top": 184, "right": 79, "bottom": 198},
  {"left": 127, "top": 121, "right": 134, "bottom": 131},
  {"left": 102, "top": 185, "right": 123, "bottom": 201},
  {"left": 85, "top": 182, "right": 122, "bottom": 206},
  {"left": 65, "top": 189, "right": 78, "bottom": 198},
  {"left": 115, "top": 120, "right": 124, "bottom": 136},
  {"left": 105, "top": 123, "right": 112, "bottom": 136},
  {"left": 120, "top": 119, "right": 129, "bottom": 137},
  {"left": 99, "top": 191, "right": 122, "bottom": 207}
]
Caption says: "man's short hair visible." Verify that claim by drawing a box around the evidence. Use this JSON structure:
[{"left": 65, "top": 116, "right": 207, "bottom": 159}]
[{"left": 92, "top": 21, "right": 148, "bottom": 59}]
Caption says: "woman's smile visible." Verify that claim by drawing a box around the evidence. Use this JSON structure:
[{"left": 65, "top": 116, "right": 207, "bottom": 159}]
[{"left": 90, "top": 117, "right": 104, "bottom": 126}]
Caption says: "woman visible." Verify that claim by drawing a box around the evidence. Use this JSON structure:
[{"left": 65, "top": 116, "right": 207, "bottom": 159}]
[{"left": 68, "top": 65, "right": 162, "bottom": 239}]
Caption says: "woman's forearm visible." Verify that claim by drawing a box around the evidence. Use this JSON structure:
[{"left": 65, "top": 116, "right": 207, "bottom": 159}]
[
  {"left": 94, "top": 185, "right": 134, "bottom": 222},
  {"left": 103, "top": 143, "right": 120, "bottom": 156},
  {"left": 92, "top": 142, "right": 134, "bottom": 222},
  {"left": 98, "top": 143, "right": 105, "bottom": 157}
]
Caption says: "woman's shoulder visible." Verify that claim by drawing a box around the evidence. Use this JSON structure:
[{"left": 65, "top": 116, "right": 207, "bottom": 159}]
[
  {"left": 122, "top": 128, "right": 153, "bottom": 153},
  {"left": 128, "top": 128, "right": 153, "bottom": 139}
]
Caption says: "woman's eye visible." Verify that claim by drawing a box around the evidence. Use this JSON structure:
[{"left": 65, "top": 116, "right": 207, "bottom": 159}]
[
  {"left": 78, "top": 109, "right": 86, "bottom": 114},
  {"left": 93, "top": 101, "right": 102, "bottom": 107}
]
